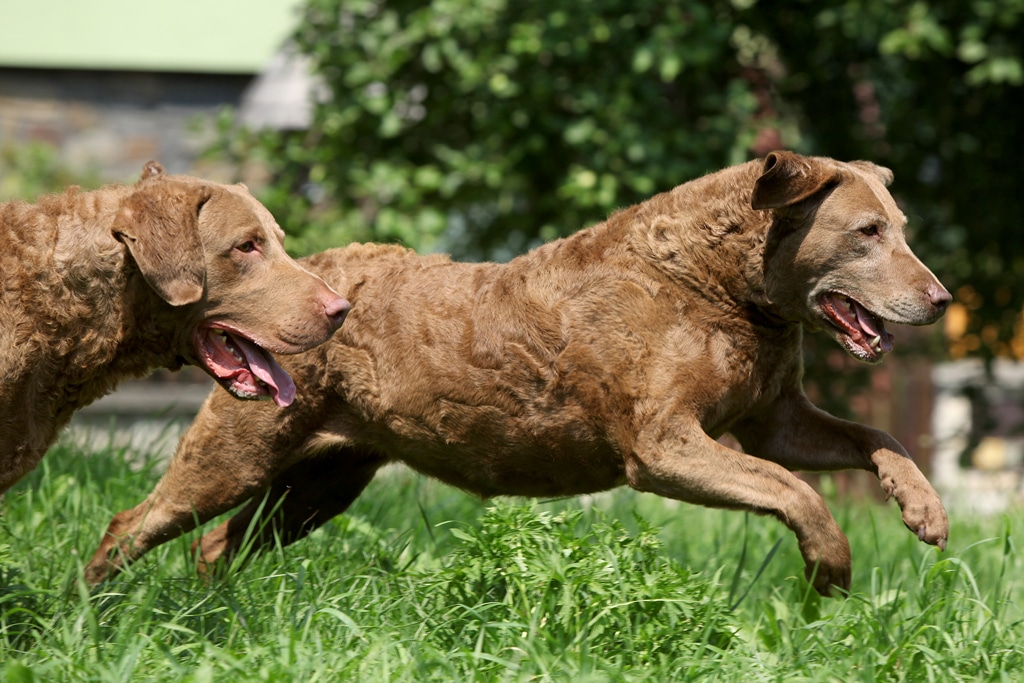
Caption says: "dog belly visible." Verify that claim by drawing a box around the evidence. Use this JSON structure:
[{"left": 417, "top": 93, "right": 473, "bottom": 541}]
[{"left": 389, "top": 437, "right": 627, "bottom": 499}]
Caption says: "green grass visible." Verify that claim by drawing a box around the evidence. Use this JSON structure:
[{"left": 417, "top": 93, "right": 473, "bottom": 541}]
[{"left": 1, "top": 438, "right": 1022, "bottom": 682}]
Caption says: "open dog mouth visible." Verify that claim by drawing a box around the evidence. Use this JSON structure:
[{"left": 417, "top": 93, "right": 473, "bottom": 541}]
[
  {"left": 818, "top": 292, "right": 895, "bottom": 363},
  {"left": 194, "top": 324, "right": 296, "bottom": 407}
]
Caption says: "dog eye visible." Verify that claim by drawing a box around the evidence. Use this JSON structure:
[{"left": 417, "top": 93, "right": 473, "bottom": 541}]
[
  {"left": 860, "top": 224, "right": 880, "bottom": 237},
  {"left": 235, "top": 241, "right": 257, "bottom": 253}
]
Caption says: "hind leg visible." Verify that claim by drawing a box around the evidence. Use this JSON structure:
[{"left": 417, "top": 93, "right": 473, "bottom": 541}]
[
  {"left": 193, "top": 447, "right": 384, "bottom": 573},
  {"left": 83, "top": 396, "right": 308, "bottom": 584}
]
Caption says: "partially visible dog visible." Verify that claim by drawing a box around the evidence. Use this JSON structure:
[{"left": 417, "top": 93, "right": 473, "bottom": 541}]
[
  {"left": 0, "top": 162, "right": 350, "bottom": 494},
  {"left": 85, "top": 152, "right": 951, "bottom": 596}
]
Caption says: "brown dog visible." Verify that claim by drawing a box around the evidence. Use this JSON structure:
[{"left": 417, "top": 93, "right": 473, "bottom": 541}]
[
  {"left": 0, "top": 162, "right": 350, "bottom": 494},
  {"left": 85, "top": 152, "right": 951, "bottom": 596}
]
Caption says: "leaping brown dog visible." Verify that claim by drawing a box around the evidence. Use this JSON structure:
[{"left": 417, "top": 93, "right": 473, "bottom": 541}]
[
  {"left": 0, "top": 162, "right": 350, "bottom": 495},
  {"left": 86, "top": 152, "right": 951, "bottom": 596}
]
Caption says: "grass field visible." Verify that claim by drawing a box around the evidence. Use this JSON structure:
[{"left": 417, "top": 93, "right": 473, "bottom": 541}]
[{"left": 1, "top": 437, "right": 1022, "bottom": 682}]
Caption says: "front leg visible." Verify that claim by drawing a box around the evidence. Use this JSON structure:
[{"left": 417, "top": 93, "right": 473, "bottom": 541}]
[
  {"left": 628, "top": 421, "right": 851, "bottom": 596},
  {"left": 732, "top": 392, "right": 948, "bottom": 551}
]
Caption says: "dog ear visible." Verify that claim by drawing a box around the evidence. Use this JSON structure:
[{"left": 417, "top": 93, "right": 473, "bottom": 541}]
[
  {"left": 140, "top": 160, "right": 165, "bottom": 181},
  {"left": 112, "top": 181, "right": 211, "bottom": 306},
  {"left": 847, "top": 160, "right": 894, "bottom": 186},
  {"left": 751, "top": 151, "right": 840, "bottom": 210}
]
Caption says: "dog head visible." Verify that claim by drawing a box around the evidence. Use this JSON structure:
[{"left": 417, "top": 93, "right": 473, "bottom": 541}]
[
  {"left": 753, "top": 151, "right": 951, "bottom": 363},
  {"left": 113, "top": 161, "right": 350, "bottom": 405}
]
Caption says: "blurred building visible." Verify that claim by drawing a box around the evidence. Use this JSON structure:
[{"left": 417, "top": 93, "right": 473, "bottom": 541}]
[{"left": 0, "top": 0, "right": 311, "bottom": 182}]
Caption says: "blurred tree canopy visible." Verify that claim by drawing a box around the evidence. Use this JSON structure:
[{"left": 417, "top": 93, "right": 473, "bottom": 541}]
[{"left": 217, "top": 0, "right": 1024, "bottom": 365}]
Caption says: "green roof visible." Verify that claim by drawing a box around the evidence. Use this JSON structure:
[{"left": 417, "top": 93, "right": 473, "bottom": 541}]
[{"left": 0, "top": 0, "right": 305, "bottom": 74}]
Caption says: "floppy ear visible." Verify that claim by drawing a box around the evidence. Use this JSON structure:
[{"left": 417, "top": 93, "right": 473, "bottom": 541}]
[
  {"left": 112, "top": 180, "right": 211, "bottom": 306},
  {"left": 751, "top": 150, "right": 840, "bottom": 210}
]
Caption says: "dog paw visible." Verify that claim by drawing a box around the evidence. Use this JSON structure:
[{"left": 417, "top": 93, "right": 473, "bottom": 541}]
[
  {"left": 82, "top": 538, "right": 125, "bottom": 586},
  {"left": 804, "top": 559, "right": 852, "bottom": 597},
  {"left": 82, "top": 560, "right": 110, "bottom": 586},
  {"left": 900, "top": 496, "right": 949, "bottom": 551},
  {"left": 798, "top": 524, "right": 852, "bottom": 597},
  {"left": 880, "top": 475, "right": 949, "bottom": 551}
]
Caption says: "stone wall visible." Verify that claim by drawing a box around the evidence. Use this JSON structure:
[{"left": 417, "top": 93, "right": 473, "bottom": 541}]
[{"left": 0, "top": 67, "right": 253, "bottom": 183}]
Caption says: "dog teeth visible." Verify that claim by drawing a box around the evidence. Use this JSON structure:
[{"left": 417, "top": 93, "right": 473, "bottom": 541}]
[
  {"left": 215, "top": 330, "right": 245, "bottom": 363},
  {"left": 229, "top": 386, "right": 258, "bottom": 400},
  {"left": 227, "top": 379, "right": 272, "bottom": 401},
  {"left": 840, "top": 297, "right": 853, "bottom": 311},
  {"left": 871, "top": 335, "right": 881, "bottom": 351}
]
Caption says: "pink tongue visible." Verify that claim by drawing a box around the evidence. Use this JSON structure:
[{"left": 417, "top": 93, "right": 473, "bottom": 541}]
[
  {"left": 231, "top": 336, "right": 296, "bottom": 407},
  {"left": 851, "top": 300, "right": 881, "bottom": 338}
]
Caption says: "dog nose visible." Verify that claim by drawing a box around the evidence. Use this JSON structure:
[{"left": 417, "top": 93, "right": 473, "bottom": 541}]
[
  {"left": 927, "top": 283, "right": 952, "bottom": 312},
  {"left": 325, "top": 296, "right": 352, "bottom": 328}
]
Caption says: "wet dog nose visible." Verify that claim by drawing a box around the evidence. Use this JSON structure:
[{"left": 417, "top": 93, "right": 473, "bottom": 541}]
[
  {"left": 927, "top": 283, "right": 952, "bottom": 312},
  {"left": 325, "top": 297, "right": 352, "bottom": 328}
]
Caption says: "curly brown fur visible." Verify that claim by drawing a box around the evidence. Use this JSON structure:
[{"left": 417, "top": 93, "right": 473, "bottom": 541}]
[
  {"left": 0, "top": 162, "right": 350, "bottom": 494},
  {"left": 86, "top": 152, "right": 951, "bottom": 596}
]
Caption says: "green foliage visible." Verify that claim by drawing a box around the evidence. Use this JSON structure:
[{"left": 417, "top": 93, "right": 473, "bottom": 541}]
[
  {"left": 0, "top": 143, "right": 103, "bottom": 202},
  {"left": 223, "top": 0, "right": 761, "bottom": 259},
  {"left": 2, "top": 443, "right": 1024, "bottom": 681}
]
